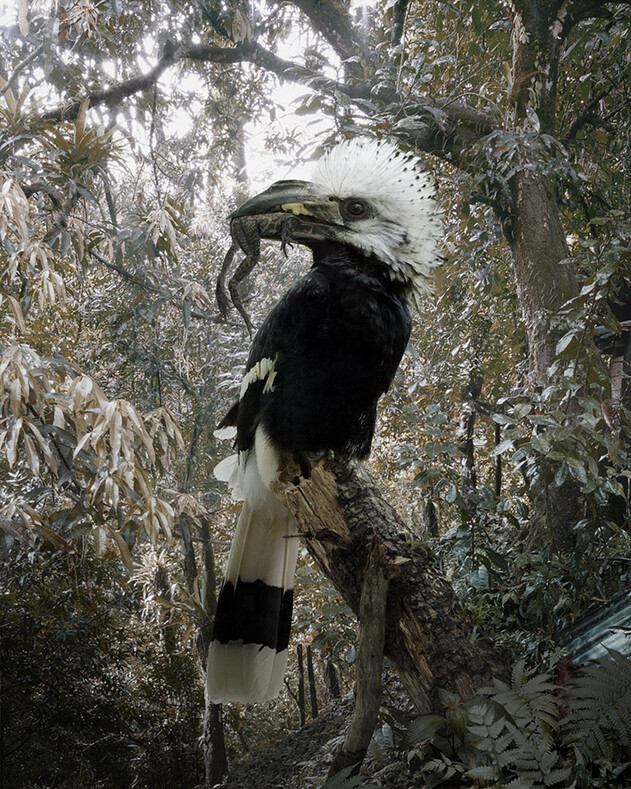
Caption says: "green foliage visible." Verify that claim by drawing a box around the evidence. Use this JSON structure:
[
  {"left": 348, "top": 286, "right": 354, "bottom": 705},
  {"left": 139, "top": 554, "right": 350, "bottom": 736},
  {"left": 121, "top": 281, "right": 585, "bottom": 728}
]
[
  {"left": 404, "top": 655, "right": 631, "bottom": 788},
  {"left": 498, "top": 226, "right": 631, "bottom": 509},
  {"left": 0, "top": 547, "right": 203, "bottom": 789},
  {"left": 385, "top": 214, "right": 631, "bottom": 661},
  {"left": 561, "top": 651, "right": 631, "bottom": 765}
]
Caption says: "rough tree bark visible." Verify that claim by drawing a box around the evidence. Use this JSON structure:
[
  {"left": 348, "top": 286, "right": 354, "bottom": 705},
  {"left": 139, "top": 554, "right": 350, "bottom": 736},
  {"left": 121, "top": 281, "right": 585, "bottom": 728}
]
[
  {"left": 327, "top": 540, "right": 390, "bottom": 779},
  {"left": 273, "top": 460, "right": 510, "bottom": 714},
  {"left": 510, "top": 169, "right": 578, "bottom": 382},
  {"left": 194, "top": 517, "right": 229, "bottom": 788},
  {"left": 501, "top": 1, "right": 605, "bottom": 541},
  {"left": 306, "top": 644, "right": 319, "bottom": 720}
]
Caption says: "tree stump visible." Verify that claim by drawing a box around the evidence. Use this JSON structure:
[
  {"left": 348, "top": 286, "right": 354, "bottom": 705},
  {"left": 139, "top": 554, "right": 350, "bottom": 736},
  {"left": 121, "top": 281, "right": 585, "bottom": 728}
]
[{"left": 273, "top": 459, "right": 509, "bottom": 714}]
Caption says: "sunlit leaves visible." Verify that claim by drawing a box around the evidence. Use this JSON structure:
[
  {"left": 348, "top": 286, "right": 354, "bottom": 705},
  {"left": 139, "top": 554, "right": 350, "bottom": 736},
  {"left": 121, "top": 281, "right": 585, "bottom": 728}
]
[
  {"left": 145, "top": 199, "right": 185, "bottom": 262},
  {"left": 0, "top": 344, "right": 183, "bottom": 558},
  {"left": 63, "top": 1, "right": 100, "bottom": 40},
  {"left": 42, "top": 109, "right": 119, "bottom": 181},
  {"left": 0, "top": 178, "right": 30, "bottom": 242}
]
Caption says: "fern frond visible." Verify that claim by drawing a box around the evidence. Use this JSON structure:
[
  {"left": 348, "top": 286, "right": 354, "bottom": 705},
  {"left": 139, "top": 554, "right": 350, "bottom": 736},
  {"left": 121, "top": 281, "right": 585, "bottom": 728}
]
[
  {"left": 504, "top": 779, "right": 537, "bottom": 789},
  {"left": 466, "top": 763, "right": 500, "bottom": 781},
  {"left": 543, "top": 766, "right": 573, "bottom": 786},
  {"left": 512, "top": 659, "right": 528, "bottom": 688},
  {"left": 491, "top": 678, "right": 560, "bottom": 745},
  {"left": 421, "top": 755, "right": 463, "bottom": 787},
  {"left": 504, "top": 721, "right": 564, "bottom": 781},
  {"left": 561, "top": 650, "right": 631, "bottom": 761},
  {"left": 493, "top": 731, "right": 514, "bottom": 756}
]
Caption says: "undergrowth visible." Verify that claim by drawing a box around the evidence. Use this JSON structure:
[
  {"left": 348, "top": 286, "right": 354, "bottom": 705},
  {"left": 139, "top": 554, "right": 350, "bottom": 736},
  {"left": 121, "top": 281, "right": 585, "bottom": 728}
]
[{"left": 400, "top": 653, "right": 631, "bottom": 788}]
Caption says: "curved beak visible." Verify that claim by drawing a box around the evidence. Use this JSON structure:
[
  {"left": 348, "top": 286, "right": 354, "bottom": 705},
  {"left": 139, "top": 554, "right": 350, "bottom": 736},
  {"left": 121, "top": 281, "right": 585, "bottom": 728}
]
[{"left": 229, "top": 180, "right": 343, "bottom": 243}]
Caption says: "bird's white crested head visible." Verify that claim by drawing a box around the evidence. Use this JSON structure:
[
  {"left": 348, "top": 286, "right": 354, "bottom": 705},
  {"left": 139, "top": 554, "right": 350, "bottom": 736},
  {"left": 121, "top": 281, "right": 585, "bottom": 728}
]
[{"left": 311, "top": 137, "right": 442, "bottom": 303}]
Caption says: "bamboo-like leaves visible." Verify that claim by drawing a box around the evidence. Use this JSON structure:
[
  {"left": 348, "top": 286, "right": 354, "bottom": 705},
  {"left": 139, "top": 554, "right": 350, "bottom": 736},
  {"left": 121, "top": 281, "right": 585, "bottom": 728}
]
[
  {"left": 0, "top": 178, "right": 29, "bottom": 242},
  {"left": 0, "top": 344, "right": 182, "bottom": 559}
]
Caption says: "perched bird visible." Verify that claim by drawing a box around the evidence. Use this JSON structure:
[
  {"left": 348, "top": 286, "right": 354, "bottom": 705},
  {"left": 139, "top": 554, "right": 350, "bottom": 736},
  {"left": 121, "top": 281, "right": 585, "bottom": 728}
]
[{"left": 207, "top": 138, "right": 442, "bottom": 703}]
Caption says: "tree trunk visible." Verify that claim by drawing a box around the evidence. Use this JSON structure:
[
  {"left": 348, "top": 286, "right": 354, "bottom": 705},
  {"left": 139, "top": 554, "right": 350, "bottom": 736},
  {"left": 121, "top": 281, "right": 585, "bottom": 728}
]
[
  {"left": 201, "top": 703, "right": 227, "bottom": 788},
  {"left": 273, "top": 460, "right": 510, "bottom": 713},
  {"left": 297, "top": 644, "right": 306, "bottom": 726},
  {"left": 328, "top": 540, "right": 389, "bottom": 779},
  {"left": 306, "top": 645, "right": 319, "bottom": 720},
  {"left": 509, "top": 168, "right": 599, "bottom": 546},
  {"left": 504, "top": 4, "right": 588, "bottom": 543},
  {"left": 510, "top": 168, "right": 577, "bottom": 383},
  {"left": 325, "top": 650, "right": 341, "bottom": 700},
  {"left": 196, "top": 518, "right": 228, "bottom": 787}
]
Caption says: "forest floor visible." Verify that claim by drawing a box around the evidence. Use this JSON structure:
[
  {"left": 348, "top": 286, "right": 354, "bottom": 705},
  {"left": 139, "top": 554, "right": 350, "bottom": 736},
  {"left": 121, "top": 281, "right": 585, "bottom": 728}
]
[
  {"left": 222, "top": 695, "right": 354, "bottom": 788},
  {"left": 221, "top": 673, "right": 419, "bottom": 788}
]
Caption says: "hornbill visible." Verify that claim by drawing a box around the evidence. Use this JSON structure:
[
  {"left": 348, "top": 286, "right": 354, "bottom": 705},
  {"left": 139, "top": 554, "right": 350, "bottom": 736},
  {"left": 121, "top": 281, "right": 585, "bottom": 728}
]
[{"left": 207, "top": 138, "right": 442, "bottom": 703}]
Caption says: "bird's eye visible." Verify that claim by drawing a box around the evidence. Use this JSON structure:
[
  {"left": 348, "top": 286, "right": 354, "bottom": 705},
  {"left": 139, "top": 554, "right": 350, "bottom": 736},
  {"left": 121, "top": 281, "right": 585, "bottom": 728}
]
[{"left": 341, "top": 198, "right": 369, "bottom": 220}]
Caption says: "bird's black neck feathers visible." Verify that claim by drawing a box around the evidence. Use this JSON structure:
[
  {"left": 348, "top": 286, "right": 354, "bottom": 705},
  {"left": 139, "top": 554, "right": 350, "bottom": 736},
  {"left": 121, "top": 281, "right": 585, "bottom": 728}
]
[{"left": 308, "top": 240, "right": 410, "bottom": 302}]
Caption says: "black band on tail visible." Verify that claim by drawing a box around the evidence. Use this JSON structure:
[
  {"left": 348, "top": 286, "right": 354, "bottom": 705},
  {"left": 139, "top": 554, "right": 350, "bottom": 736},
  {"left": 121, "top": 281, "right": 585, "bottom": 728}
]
[{"left": 212, "top": 579, "right": 293, "bottom": 652}]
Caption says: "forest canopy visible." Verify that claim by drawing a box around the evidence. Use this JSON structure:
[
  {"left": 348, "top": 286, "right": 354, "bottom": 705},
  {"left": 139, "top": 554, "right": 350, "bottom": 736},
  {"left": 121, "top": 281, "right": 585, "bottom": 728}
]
[{"left": 0, "top": 0, "right": 630, "bottom": 787}]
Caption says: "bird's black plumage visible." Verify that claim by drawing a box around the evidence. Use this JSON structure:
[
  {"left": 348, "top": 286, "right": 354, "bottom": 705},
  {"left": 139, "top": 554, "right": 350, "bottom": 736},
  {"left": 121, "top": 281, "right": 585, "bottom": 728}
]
[{"left": 235, "top": 240, "right": 412, "bottom": 460}]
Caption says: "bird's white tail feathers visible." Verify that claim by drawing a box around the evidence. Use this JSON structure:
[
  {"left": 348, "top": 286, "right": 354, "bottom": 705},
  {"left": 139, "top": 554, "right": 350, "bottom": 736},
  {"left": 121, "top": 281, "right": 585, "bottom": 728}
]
[{"left": 207, "top": 426, "right": 299, "bottom": 703}]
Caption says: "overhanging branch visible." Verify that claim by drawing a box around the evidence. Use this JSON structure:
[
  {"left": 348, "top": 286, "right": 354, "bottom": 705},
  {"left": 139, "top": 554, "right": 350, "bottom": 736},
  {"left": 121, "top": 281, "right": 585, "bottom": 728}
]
[
  {"left": 41, "top": 43, "right": 240, "bottom": 122},
  {"left": 38, "top": 38, "right": 497, "bottom": 167},
  {"left": 39, "top": 40, "right": 350, "bottom": 123}
]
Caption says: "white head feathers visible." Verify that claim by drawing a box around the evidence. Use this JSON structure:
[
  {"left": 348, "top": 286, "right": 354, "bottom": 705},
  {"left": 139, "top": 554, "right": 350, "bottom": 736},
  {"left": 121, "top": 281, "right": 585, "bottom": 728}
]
[{"left": 312, "top": 138, "right": 442, "bottom": 303}]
